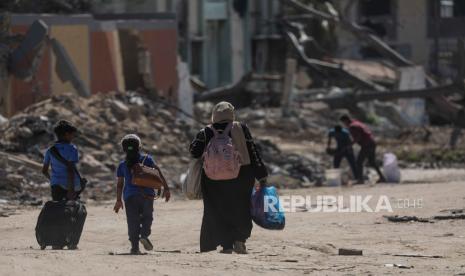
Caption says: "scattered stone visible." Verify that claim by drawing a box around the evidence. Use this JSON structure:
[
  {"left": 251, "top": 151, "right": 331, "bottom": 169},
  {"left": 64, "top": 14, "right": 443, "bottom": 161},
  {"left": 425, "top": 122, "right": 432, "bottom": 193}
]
[
  {"left": 384, "top": 215, "right": 432, "bottom": 223},
  {"left": 389, "top": 254, "right": 443, "bottom": 259},
  {"left": 433, "top": 214, "right": 465, "bottom": 220},
  {"left": 256, "top": 139, "right": 325, "bottom": 188},
  {"left": 384, "top": 263, "right": 413, "bottom": 269},
  {"left": 110, "top": 100, "right": 130, "bottom": 120},
  {"left": 0, "top": 115, "right": 7, "bottom": 126},
  {"left": 79, "top": 154, "right": 110, "bottom": 174},
  {"left": 338, "top": 248, "right": 363, "bottom": 256}
]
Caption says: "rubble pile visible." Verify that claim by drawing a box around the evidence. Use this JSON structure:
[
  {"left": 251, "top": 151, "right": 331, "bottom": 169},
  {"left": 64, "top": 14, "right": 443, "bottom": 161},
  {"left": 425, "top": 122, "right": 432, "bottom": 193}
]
[
  {"left": 2, "top": 91, "right": 461, "bottom": 204},
  {"left": 0, "top": 92, "right": 327, "bottom": 203},
  {"left": 256, "top": 139, "right": 325, "bottom": 188},
  {"left": 0, "top": 92, "right": 197, "bottom": 202},
  {"left": 0, "top": 150, "right": 48, "bottom": 205}
]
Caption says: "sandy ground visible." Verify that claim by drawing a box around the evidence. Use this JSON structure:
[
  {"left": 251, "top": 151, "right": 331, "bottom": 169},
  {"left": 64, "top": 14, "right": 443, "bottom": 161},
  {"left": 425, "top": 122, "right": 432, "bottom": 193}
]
[{"left": 1, "top": 169, "right": 465, "bottom": 276}]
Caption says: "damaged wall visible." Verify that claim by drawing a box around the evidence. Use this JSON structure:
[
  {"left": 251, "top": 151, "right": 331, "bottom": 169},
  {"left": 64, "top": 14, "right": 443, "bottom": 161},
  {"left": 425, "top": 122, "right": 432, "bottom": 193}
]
[
  {"left": 90, "top": 22, "right": 125, "bottom": 94},
  {"left": 9, "top": 24, "right": 52, "bottom": 115},
  {"left": 5, "top": 13, "right": 179, "bottom": 117},
  {"left": 50, "top": 24, "right": 90, "bottom": 96},
  {"left": 396, "top": 0, "right": 429, "bottom": 66}
]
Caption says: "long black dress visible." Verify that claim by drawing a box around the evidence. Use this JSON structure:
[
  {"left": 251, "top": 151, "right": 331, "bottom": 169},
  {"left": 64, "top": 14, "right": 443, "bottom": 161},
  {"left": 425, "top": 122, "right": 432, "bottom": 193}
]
[{"left": 189, "top": 122, "right": 268, "bottom": 252}]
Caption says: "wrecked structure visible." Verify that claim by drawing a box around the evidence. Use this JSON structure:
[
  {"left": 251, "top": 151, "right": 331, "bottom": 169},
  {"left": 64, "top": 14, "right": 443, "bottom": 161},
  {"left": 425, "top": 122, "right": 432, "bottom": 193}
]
[
  {"left": 192, "top": 0, "right": 464, "bottom": 132},
  {"left": 277, "top": 0, "right": 464, "bottom": 128},
  {"left": 338, "top": 0, "right": 465, "bottom": 78},
  {"left": 1, "top": 13, "right": 179, "bottom": 117}
]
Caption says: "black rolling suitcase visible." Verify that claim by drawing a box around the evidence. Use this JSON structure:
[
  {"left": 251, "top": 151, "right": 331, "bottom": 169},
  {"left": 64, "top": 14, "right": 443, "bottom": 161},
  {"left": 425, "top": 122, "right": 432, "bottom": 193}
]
[{"left": 35, "top": 200, "right": 87, "bottom": 250}]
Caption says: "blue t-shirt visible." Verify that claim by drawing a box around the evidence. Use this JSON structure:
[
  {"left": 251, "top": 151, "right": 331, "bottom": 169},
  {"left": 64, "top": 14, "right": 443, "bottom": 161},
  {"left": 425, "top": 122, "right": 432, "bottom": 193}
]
[
  {"left": 43, "top": 142, "right": 81, "bottom": 191},
  {"left": 328, "top": 128, "right": 352, "bottom": 149},
  {"left": 117, "top": 154, "right": 156, "bottom": 201}
]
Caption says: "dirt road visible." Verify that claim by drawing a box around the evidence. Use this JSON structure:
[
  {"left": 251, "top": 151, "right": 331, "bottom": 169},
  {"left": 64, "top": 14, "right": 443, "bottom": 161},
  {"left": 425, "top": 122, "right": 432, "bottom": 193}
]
[{"left": 1, "top": 169, "right": 465, "bottom": 276}]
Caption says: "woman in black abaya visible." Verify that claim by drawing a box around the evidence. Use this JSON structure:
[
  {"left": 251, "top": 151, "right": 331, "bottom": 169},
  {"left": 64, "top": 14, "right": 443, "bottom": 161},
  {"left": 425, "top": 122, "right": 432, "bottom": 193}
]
[{"left": 189, "top": 102, "right": 268, "bottom": 254}]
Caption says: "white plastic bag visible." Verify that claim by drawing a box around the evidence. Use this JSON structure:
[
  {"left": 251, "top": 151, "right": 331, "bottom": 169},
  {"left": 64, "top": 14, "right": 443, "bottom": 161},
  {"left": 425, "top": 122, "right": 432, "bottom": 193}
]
[
  {"left": 182, "top": 159, "right": 202, "bottom": 199},
  {"left": 383, "top": 153, "right": 401, "bottom": 183}
]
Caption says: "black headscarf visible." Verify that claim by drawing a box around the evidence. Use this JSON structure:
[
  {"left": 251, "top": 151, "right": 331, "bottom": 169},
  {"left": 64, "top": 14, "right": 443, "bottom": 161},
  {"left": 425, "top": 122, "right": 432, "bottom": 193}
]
[{"left": 121, "top": 135, "right": 141, "bottom": 169}]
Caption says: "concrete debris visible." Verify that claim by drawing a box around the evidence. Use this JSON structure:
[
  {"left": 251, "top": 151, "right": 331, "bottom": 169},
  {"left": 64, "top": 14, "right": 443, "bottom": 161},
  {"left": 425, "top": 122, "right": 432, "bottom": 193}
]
[
  {"left": 385, "top": 212, "right": 465, "bottom": 223},
  {"left": 384, "top": 263, "right": 413, "bottom": 269},
  {"left": 110, "top": 100, "right": 130, "bottom": 121},
  {"left": 256, "top": 139, "right": 325, "bottom": 188},
  {"left": 0, "top": 91, "right": 323, "bottom": 202},
  {"left": 433, "top": 214, "right": 465, "bottom": 220},
  {"left": 384, "top": 215, "right": 432, "bottom": 223},
  {"left": 338, "top": 248, "right": 363, "bottom": 256},
  {"left": 0, "top": 91, "right": 195, "bottom": 202},
  {"left": 388, "top": 254, "right": 443, "bottom": 259},
  {"left": 0, "top": 115, "right": 7, "bottom": 126}
]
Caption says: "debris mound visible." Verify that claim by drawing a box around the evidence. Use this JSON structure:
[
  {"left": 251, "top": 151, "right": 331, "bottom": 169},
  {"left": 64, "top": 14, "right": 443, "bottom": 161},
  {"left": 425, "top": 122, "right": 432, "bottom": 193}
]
[
  {"left": 0, "top": 92, "right": 195, "bottom": 202},
  {"left": 0, "top": 92, "right": 324, "bottom": 203}
]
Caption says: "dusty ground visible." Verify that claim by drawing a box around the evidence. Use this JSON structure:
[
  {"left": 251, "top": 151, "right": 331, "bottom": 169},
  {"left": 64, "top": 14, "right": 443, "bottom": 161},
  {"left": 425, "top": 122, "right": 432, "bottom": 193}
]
[{"left": 0, "top": 169, "right": 465, "bottom": 276}]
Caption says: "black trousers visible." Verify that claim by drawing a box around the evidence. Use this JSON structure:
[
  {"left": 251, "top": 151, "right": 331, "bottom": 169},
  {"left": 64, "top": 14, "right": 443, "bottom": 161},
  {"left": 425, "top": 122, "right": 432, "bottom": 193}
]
[
  {"left": 333, "top": 148, "right": 357, "bottom": 178},
  {"left": 51, "top": 186, "right": 82, "bottom": 201},
  {"left": 124, "top": 194, "right": 154, "bottom": 249},
  {"left": 356, "top": 144, "right": 385, "bottom": 182}
]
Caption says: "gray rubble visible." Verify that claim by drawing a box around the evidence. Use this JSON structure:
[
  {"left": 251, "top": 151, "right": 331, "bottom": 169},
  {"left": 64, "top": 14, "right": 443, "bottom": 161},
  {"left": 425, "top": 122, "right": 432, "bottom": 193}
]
[{"left": 0, "top": 92, "right": 324, "bottom": 203}]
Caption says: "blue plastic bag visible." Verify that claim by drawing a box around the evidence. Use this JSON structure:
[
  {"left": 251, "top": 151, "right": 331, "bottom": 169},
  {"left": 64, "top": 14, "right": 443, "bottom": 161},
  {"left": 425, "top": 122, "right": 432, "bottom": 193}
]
[{"left": 251, "top": 185, "right": 285, "bottom": 230}]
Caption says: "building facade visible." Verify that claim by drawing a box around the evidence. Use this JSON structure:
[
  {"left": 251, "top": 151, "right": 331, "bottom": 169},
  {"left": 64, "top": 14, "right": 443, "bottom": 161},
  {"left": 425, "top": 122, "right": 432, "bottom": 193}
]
[
  {"left": 4, "top": 13, "right": 178, "bottom": 116},
  {"left": 337, "top": 0, "right": 465, "bottom": 79},
  {"left": 95, "top": 0, "right": 285, "bottom": 88}
]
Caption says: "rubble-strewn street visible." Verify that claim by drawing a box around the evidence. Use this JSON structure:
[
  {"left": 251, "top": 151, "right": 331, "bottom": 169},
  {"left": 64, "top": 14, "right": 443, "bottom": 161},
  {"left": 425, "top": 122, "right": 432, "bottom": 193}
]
[
  {"left": 1, "top": 169, "right": 465, "bottom": 275},
  {"left": 1, "top": 1, "right": 465, "bottom": 275}
]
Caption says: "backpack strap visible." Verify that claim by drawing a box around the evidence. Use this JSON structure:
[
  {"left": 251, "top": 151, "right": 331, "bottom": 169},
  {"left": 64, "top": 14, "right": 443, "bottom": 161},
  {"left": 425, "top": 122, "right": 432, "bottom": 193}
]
[
  {"left": 221, "top": 122, "right": 233, "bottom": 138},
  {"left": 208, "top": 124, "right": 219, "bottom": 137},
  {"left": 136, "top": 154, "right": 160, "bottom": 201},
  {"left": 141, "top": 154, "right": 148, "bottom": 165},
  {"left": 49, "top": 146, "right": 83, "bottom": 181},
  {"left": 49, "top": 146, "right": 86, "bottom": 192}
]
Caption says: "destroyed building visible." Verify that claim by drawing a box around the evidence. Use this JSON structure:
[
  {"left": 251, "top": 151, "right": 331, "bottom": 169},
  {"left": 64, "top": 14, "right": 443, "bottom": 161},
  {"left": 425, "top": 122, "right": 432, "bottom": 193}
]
[
  {"left": 1, "top": 13, "right": 179, "bottom": 117},
  {"left": 95, "top": 0, "right": 286, "bottom": 88},
  {"left": 338, "top": 0, "right": 465, "bottom": 79}
]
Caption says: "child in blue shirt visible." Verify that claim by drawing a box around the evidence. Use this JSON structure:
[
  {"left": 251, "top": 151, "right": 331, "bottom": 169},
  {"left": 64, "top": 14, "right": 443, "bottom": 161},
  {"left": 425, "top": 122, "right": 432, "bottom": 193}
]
[
  {"left": 113, "top": 134, "right": 170, "bottom": 255},
  {"left": 42, "top": 120, "right": 82, "bottom": 201},
  {"left": 326, "top": 125, "right": 357, "bottom": 179}
]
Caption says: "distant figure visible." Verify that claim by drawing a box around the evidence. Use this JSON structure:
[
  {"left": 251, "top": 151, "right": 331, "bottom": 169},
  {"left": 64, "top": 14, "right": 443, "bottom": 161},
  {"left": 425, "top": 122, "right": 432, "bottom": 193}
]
[
  {"left": 326, "top": 125, "right": 357, "bottom": 179},
  {"left": 113, "top": 134, "right": 171, "bottom": 255},
  {"left": 42, "top": 120, "right": 82, "bottom": 201},
  {"left": 190, "top": 101, "right": 268, "bottom": 254},
  {"left": 340, "top": 115, "right": 386, "bottom": 184}
]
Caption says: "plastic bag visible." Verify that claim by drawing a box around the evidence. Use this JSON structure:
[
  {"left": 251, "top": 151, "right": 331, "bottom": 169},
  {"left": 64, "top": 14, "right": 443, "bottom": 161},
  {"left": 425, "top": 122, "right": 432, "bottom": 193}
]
[
  {"left": 383, "top": 153, "right": 401, "bottom": 183},
  {"left": 182, "top": 159, "right": 202, "bottom": 199},
  {"left": 251, "top": 185, "right": 285, "bottom": 230}
]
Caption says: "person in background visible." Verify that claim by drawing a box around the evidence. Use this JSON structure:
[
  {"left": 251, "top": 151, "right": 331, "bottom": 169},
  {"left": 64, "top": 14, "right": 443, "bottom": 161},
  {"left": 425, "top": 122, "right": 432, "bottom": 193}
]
[
  {"left": 42, "top": 120, "right": 81, "bottom": 201},
  {"left": 339, "top": 115, "right": 386, "bottom": 184},
  {"left": 190, "top": 102, "right": 268, "bottom": 254},
  {"left": 326, "top": 125, "right": 357, "bottom": 179},
  {"left": 113, "top": 134, "right": 171, "bottom": 255}
]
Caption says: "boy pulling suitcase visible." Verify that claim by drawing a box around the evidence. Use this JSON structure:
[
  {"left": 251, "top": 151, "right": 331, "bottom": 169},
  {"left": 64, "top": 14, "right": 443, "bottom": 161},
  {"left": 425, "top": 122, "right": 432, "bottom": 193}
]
[
  {"left": 36, "top": 120, "right": 87, "bottom": 250},
  {"left": 42, "top": 120, "right": 83, "bottom": 200}
]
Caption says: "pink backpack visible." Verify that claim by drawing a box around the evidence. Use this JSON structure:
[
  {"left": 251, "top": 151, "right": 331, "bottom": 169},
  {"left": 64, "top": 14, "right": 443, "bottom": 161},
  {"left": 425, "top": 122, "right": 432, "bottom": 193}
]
[{"left": 203, "top": 123, "right": 241, "bottom": 180}]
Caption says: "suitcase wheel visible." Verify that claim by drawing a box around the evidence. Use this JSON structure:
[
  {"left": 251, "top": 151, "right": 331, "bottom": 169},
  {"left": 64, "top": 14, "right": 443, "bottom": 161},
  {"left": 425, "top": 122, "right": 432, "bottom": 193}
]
[{"left": 40, "top": 245, "right": 46, "bottom": 250}]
